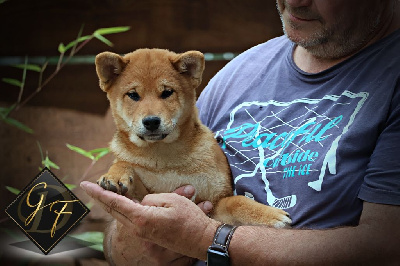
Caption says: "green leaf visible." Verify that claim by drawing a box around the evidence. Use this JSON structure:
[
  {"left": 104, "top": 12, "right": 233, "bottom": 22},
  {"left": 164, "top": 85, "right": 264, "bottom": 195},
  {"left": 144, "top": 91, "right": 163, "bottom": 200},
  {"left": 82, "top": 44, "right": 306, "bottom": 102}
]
[
  {"left": 70, "top": 231, "right": 104, "bottom": 251},
  {"left": 94, "top": 26, "right": 130, "bottom": 35},
  {"left": 89, "top": 147, "right": 110, "bottom": 161},
  {"left": 2, "top": 78, "right": 23, "bottom": 87},
  {"left": 6, "top": 186, "right": 20, "bottom": 195},
  {"left": 93, "top": 33, "right": 113, "bottom": 47},
  {"left": 65, "top": 183, "right": 76, "bottom": 190},
  {"left": 12, "top": 64, "right": 42, "bottom": 72},
  {"left": 89, "top": 147, "right": 109, "bottom": 154},
  {"left": 0, "top": 104, "right": 16, "bottom": 118},
  {"left": 58, "top": 43, "right": 66, "bottom": 53},
  {"left": 88, "top": 244, "right": 104, "bottom": 252},
  {"left": 1, "top": 116, "right": 33, "bottom": 133},
  {"left": 42, "top": 156, "right": 60, "bottom": 170},
  {"left": 85, "top": 201, "right": 94, "bottom": 210},
  {"left": 94, "top": 149, "right": 110, "bottom": 161},
  {"left": 64, "top": 35, "right": 92, "bottom": 52},
  {"left": 71, "top": 231, "right": 104, "bottom": 243},
  {"left": 66, "top": 144, "right": 94, "bottom": 160}
]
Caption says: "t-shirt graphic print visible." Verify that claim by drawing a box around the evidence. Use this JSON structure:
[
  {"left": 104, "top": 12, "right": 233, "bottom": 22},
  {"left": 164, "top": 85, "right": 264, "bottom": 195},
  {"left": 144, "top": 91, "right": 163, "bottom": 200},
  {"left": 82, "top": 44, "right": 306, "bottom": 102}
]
[{"left": 215, "top": 91, "right": 368, "bottom": 212}]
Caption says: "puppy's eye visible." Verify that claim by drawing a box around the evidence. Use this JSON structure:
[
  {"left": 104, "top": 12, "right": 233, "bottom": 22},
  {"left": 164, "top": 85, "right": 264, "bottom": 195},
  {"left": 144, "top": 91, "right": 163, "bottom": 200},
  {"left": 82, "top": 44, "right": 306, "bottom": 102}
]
[
  {"left": 161, "top": 89, "right": 174, "bottom": 99},
  {"left": 127, "top": 91, "right": 140, "bottom": 101}
]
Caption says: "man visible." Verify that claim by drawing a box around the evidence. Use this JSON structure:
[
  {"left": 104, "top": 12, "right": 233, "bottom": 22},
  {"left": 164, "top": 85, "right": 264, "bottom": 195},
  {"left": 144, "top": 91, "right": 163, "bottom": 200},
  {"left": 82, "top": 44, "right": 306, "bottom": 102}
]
[{"left": 81, "top": 0, "right": 400, "bottom": 264}]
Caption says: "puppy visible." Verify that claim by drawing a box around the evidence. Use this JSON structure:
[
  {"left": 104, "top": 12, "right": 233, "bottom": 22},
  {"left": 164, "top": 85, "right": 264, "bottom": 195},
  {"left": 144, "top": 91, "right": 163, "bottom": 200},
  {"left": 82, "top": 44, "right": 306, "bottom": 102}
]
[{"left": 95, "top": 48, "right": 291, "bottom": 227}]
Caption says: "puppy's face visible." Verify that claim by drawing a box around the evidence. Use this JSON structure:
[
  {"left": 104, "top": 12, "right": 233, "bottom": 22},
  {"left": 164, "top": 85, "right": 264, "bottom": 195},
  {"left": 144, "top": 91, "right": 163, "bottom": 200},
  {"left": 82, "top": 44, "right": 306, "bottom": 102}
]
[{"left": 95, "top": 49, "right": 205, "bottom": 146}]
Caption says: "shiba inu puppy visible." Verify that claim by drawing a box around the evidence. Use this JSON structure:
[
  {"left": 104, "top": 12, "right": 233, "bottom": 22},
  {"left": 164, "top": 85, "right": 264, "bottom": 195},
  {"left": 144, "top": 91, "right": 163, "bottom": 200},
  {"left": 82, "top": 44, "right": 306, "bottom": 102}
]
[{"left": 95, "top": 48, "right": 291, "bottom": 227}]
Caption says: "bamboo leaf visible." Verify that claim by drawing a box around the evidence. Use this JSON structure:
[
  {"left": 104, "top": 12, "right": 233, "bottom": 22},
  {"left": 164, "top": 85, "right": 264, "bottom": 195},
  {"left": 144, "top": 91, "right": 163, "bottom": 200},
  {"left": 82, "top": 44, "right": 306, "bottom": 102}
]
[
  {"left": 12, "top": 64, "right": 42, "bottom": 72},
  {"left": 85, "top": 201, "right": 94, "bottom": 210},
  {"left": 0, "top": 108, "right": 7, "bottom": 118},
  {"left": 94, "top": 26, "right": 130, "bottom": 35},
  {"left": 58, "top": 43, "right": 66, "bottom": 53},
  {"left": 0, "top": 104, "right": 16, "bottom": 118},
  {"left": 66, "top": 144, "right": 94, "bottom": 159},
  {"left": 42, "top": 156, "right": 60, "bottom": 170},
  {"left": 64, "top": 35, "right": 92, "bottom": 52},
  {"left": 95, "top": 149, "right": 110, "bottom": 161},
  {"left": 93, "top": 33, "right": 113, "bottom": 47},
  {"left": 71, "top": 231, "right": 104, "bottom": 251},
  {"left": 2, "top": 78, "right": 23, "bottom": 87},
  {"left": 88, "top": 244, "right": 104, "bottom": 252},
  {"left": 37, "top": 141, "right": 44, "bottom": 162},
  {"left": 1, "top": 116, "right": 33, "bottom": 133},
  {"left": 65, "top": 183, "right": 76, "bottom": 190},
  {"left": 6, "top": 186, "right": 20, "bottom": 195},
  {"left": 71, "top": 231, "right": 104, "bottom": 245},
  {"left": 89, "top": 147, "right": 109, "bottom": 154}
]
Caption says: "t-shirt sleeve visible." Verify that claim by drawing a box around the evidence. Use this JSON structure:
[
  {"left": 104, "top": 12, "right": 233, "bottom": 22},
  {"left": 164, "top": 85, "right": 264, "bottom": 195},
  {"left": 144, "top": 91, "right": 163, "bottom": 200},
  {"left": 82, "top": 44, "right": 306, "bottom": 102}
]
[
  {"left": 196, "top": 74, "right": 221, "bottom": 129},
  {"left": 358, "top": 82, "right": 400, "bottom": 205}
]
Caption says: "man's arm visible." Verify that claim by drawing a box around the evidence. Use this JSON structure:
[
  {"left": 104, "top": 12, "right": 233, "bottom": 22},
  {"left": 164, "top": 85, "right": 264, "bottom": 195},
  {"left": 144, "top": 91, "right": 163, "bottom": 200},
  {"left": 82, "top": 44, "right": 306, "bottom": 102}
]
[
  {"left": 101, "top": 185, "right": 213, "bottom": 266},
  {"left": 229, "top": 202, "right": 400, "bottom": 265},
  {"left": 81, "top": 181, "right": 400, "bottom": 265}
]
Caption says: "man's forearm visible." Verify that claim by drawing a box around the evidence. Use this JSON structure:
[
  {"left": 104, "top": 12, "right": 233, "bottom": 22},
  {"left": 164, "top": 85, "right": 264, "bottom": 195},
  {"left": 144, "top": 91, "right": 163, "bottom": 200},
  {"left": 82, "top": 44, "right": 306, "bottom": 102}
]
[{"left": 228, "top": 203, "right": 399, "bottom": 265}]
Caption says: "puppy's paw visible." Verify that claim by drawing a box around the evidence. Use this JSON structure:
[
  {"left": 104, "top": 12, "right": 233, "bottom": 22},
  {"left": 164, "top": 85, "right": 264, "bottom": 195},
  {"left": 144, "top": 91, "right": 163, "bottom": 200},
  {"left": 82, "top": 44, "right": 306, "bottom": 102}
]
[
  {"left": 97, "top": 173, "right": 133, "bottom": 196},
  {"left": 267, "top": 208, "right": 292, "bottom": 229}
]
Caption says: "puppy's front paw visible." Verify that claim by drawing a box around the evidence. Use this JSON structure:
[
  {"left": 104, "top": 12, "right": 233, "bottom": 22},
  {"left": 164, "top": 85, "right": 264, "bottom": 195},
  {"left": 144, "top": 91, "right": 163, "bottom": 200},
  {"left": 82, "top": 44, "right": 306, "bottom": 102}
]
[
  {"left": 97, "top": 174, "right": 132, "bottom": 196},
  {"left": 268, "top": 208, "right": 292, "bottom": 229}
]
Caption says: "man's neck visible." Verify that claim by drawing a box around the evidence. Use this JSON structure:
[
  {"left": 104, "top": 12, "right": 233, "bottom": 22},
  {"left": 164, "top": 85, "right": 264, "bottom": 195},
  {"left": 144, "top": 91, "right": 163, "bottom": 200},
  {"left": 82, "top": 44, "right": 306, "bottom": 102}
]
[{"left": 293, "top": 3, "right": 400, "bottom": 74}]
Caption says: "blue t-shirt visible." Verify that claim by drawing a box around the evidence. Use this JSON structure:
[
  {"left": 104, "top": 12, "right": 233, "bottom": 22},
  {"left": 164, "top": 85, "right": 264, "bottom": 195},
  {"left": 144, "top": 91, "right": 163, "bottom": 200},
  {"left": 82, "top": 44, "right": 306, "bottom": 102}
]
[{"left": 197, "top": 30, "right": 400, "bottom": 229}]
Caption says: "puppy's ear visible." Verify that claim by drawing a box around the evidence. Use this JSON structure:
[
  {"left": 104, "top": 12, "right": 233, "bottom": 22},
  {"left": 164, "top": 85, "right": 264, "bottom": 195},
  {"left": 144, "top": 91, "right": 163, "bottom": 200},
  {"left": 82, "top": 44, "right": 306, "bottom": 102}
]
[
  {"left": 171, "top": 51, "right": 205, "bottom": 88},
  {"left": 95, "top": 52, "right": 128, "bottom": 91}
]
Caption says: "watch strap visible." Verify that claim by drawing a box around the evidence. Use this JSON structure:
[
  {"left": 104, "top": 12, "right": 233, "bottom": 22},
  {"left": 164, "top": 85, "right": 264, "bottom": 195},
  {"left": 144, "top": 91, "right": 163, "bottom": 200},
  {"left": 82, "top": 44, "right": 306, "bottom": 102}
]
[{"left": 207, "top": 223, "right": 238, "bottom": 265}]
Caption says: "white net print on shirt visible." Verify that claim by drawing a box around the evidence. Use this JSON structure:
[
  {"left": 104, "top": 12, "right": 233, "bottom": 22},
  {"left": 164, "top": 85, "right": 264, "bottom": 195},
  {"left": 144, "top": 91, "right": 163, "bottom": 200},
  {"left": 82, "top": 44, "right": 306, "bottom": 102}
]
[{"left": 215, "top": 91, "right": 368, "bottom": 210}]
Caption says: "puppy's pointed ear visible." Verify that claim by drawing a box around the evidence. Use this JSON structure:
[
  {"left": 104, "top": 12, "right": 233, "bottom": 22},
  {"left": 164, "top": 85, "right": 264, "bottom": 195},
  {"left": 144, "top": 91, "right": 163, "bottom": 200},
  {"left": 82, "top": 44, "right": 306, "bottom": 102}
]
[
  {"left": 171, "top": 51, "right": 205, "bottom": 88},
  {"left": 95, "top": 52, "right": 128, "bottom": 91}
]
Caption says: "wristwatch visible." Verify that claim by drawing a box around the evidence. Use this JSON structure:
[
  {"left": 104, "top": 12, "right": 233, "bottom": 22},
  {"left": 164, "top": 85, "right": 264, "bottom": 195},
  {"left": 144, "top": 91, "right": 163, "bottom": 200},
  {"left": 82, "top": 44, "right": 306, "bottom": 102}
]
[{"left": 207, "top": 223, "right": 238, "bottom": 266}]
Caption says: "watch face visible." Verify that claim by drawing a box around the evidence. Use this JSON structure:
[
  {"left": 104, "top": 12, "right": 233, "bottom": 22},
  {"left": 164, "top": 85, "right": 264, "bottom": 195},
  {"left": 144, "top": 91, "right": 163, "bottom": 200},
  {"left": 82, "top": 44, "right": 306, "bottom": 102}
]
[{"left": 207, "top": 249, "right": 230, "bottom": 266}]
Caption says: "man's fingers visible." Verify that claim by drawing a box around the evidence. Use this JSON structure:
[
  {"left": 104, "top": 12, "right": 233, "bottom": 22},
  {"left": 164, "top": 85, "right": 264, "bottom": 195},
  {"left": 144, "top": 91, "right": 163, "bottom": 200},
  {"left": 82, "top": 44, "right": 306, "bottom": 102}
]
[
  {"left": 80, "top": 181, "right": 141, "bottom": 226},
  {"left": 197, "top": 201, "right": 213, "bottom": 215},
  {"left": 173, "top": 185, "right": 195, "bottom": 199},
  {"left": 173, "top": 185, "right": 213, "bottom": 214}
]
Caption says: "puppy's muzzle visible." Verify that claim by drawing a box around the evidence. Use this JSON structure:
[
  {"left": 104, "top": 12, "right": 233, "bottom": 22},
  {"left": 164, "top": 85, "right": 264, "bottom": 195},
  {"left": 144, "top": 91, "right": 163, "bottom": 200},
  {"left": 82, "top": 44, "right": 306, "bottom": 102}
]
[
  {"left": 139, "top": 116, "right": 168, "bottom": 141},
  {"left": 142, "top": 116, "right": 161, "bottom": 131}
]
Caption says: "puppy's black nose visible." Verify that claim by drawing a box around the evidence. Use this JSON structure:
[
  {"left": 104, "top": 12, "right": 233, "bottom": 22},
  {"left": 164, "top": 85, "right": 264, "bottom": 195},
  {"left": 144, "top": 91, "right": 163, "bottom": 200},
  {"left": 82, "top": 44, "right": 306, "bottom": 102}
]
[{"left": 142, "top": 116, "right": 161, "bottom": 131}]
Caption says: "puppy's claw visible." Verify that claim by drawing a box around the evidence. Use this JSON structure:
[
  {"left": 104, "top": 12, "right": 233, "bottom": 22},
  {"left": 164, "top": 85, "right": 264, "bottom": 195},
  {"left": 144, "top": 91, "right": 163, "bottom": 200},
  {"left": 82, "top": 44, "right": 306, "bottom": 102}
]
[
  {"left": 100, "top": 178, "right": 107, "bottom": 190},
  {"left": 107, "top": 180, "right": 118, "bottom": 193},
  {"left": 97, "top": 173, "right": 131, "bottom": 196},
  {"left": 118, "top": 181, "right": 128, "bottom": 195}
]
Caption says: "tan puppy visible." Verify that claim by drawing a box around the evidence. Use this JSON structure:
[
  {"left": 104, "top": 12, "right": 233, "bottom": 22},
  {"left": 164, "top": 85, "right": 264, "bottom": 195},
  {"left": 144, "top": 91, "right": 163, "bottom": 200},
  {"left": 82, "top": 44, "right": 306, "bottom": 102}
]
[{"left": 95, "top": 48, "right": 291, "bottom": 227}]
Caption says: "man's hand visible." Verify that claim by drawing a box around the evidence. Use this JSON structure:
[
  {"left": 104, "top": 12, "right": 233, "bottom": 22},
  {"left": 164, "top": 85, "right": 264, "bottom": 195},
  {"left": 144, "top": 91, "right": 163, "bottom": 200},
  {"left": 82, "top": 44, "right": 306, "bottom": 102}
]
[{"left": 80, "top": 181, "right": 217, "bottom": 265}]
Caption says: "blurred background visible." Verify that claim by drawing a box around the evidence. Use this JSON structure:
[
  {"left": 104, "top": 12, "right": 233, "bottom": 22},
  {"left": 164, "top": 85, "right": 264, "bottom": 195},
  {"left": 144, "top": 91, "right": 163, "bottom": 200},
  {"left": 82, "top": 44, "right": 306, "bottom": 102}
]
[{"left": 0, "top": 0, "right": 282, "bottom": 264}]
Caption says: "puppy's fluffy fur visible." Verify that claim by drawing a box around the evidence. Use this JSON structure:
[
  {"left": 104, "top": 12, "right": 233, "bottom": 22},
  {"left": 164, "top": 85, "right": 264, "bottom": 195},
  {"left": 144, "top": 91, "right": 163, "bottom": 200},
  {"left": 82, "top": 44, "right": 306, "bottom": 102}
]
[{"left": 95, "top": 48, "right": 291, "bottom": 227}]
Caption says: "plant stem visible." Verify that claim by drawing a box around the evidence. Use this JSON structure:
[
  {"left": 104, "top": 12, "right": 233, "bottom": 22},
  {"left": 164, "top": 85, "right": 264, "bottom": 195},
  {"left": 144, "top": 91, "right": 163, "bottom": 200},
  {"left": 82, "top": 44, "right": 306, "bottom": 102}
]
[
  {"left": 80, "top": 159, "right": 96, "bottom": 183},
  {"left": 16, "top": 56, "right": 28, "bottom": 104},
  {"left": 38, "top": 61, "right": 48, "bottom": 91},
  {"left": 11, "top": 36, "right": 94, "bottom": 113},
  {"left": 57, "top": 52, "right": 64, "bottom": 71}
]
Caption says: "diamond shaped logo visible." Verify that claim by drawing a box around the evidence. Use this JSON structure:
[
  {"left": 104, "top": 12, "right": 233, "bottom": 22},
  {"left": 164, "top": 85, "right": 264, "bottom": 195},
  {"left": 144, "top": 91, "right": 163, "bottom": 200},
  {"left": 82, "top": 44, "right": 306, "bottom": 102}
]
[{"left": 5, "top": 168, "right": 90, "bottom": 255}]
